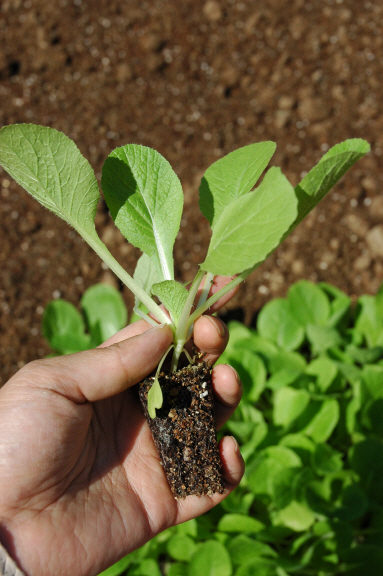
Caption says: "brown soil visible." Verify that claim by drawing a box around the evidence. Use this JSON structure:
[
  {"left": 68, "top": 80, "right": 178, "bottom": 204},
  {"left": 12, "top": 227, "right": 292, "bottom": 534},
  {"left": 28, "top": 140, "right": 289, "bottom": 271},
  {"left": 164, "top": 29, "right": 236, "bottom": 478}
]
[
  {"left": 139, "top": 362, "right": 224, "bottom": 499},
  {"left": 1, "top": 0, "right": 383, "bottom": 385}
]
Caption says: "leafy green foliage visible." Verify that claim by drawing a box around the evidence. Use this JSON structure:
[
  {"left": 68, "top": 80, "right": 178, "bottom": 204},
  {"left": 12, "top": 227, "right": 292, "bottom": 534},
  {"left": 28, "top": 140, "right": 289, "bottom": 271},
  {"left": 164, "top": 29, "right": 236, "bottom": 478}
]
[{"left": 43, "top": 283, "right": 128, "bottom": 354}]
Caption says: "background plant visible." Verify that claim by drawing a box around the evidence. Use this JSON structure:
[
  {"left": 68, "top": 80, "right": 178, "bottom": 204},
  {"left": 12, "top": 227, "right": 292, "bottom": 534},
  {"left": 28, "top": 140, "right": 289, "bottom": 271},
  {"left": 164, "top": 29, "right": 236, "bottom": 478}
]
[{"left": 44, "top": 279, "right": 383, "bottom": 576}]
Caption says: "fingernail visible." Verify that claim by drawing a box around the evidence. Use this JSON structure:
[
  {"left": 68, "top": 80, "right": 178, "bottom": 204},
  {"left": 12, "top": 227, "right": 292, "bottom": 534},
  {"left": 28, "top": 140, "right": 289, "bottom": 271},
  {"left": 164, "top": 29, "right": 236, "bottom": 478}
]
[
  {"left": 205, "top": 315, "right": 227, "bottom": 338},
  {"left": 229, "top": 436, "right": 239, "bottom": 453},
  {"left": 225, "top": 364, "right": 241, "bottom": 384}
]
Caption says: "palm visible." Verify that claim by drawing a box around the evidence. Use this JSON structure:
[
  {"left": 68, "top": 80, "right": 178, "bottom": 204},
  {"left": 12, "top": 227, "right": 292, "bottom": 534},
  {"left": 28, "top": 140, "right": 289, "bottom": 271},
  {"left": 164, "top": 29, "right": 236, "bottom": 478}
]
[{"left": 2, "top": 385, "right": 182, "bottom": 575}]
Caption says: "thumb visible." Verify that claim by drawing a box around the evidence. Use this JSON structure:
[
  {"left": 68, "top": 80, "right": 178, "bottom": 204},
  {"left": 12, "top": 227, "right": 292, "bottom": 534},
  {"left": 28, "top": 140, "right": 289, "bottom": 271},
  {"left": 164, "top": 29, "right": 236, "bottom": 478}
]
[{"left": 19, "top": 324, "right": 173, "bottom": 403}]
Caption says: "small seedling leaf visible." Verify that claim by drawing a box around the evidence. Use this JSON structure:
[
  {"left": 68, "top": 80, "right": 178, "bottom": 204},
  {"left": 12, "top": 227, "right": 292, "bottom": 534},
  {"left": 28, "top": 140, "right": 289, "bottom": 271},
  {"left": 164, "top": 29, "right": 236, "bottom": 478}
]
[
  {"left": 151, "top": 280, "right": 189, "bottom": 324},
  {"left": 101, "top": 144, "right": 183, "bottom": 281},
  {"left": 199, "top": 141, "right": 276, "bottom": 227},
  {"left": 147, "top": 377, "right": 163, "bottom": 419},
  {"left": 201, "top": 167, "right": 297, "bottom": 276}
]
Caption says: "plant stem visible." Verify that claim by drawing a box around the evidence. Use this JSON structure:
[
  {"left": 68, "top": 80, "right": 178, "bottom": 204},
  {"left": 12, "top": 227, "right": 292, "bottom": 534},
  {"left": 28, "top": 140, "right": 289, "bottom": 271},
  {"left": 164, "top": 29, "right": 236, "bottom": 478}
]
[
  {"left": 82, "top": 230, "right": 171, "bottom": 326},
  {"left": 170, "top": 268, "right": 205, "bottom": 372},
  {"left": 186, "top": 269, "right": 249, "bottom": 330}
]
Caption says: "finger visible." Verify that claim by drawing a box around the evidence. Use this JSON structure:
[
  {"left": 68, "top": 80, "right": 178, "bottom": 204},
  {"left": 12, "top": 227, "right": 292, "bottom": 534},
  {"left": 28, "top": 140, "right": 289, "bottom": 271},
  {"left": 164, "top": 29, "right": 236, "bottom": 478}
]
[
  {"left": 212, "top": 364, "right": 242, "bottom": 429},
  {"left": 99, "top": 318, "right": 151, "bottom": 347},
  {"left": 175, "top": 435, "right": 245, "bottom": 523},
  {"left": 205, "top": 275, "right": 239, "bottom": 314},
  {"left": 22, "top": 324, "right": 173, "bottom": 403},
  {"left": 193, "top": 315, "right": 229, "bottom": 364}
]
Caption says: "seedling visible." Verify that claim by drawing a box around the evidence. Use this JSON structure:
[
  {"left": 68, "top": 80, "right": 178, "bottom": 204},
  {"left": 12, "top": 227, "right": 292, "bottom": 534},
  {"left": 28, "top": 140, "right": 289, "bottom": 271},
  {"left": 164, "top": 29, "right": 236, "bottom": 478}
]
[{"left": 0, "top": 125, "right": 369, "bottom": 422}]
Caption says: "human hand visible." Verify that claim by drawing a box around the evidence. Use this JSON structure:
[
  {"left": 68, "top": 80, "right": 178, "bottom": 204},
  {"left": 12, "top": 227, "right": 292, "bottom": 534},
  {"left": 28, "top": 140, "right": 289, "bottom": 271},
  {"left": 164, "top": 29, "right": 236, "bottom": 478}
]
[{"left": 0, "top": 277, "right": 244, "bottom": 576}]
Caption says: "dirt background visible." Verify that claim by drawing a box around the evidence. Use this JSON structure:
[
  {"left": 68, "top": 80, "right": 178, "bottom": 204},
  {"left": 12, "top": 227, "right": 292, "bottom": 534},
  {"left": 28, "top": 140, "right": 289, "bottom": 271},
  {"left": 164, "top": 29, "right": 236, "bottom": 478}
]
[{"left": 1, "top": 0, "right": 383, "bottom": 385}]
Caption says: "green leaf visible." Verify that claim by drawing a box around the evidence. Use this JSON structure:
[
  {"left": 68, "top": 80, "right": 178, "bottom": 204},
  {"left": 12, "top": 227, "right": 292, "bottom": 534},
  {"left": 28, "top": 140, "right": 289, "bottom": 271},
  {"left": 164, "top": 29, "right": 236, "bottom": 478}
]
[
  {"left": 97, "top": 555, "right": 133, "bottom": 576},
  {"left": 293, "top": 139, "right": 370, "bottom": 228},
  {"left": 347, "top": 345, "right": 383, "bottom": 365},
  {"left": 227, "top": 350, "right": 266, "bottom": 402},
  {"left": 306, "top": 358, "right": 338, "bottom": 393},
  {"left": 0, "top": 124, "right": 100, "bottom": 237},
  {"left": 273, "top": 388, "right": 310, "bottom": 428},
  {"left": 151, "top": 280, "right": 188, "bottom": 324},
  {"left": 247, "top": 446, "right": 302, "bottom": 496},
  {"left": 350, "top": 439, "right": 383, "bottom": 505},
  {"left": 274, "top": 500, "right": 315, "bottom": 532},
  {"left": 287, "top": 281, "right": 330, "bottom": 327},
  {"left": 218, "top": 514, "right": 265, "bottom": 535},
  {"left": 81, "top": 284, "right": 127, "bottom": 344},
  {"left": 362, "top": 365, "right": 383, "bottom": 399},
  {"left": 227, "top": 535, "right": 277, "bottom": 567},
  {"left": 306, "top": 324, "right": 343, "bottom": 354},
  {"left": 167, "top": 535, "right": 196, "bottom": 562},
  {"left": 201, "top": 167, "right": 297, "bottom": 276},
  {"left": 312, "top": 444, "right": 343, "bottom": 475},
  {"left": 335, "top": 484, "right": 368, "bottom": 521},
  {"left": 354, "top": 295, "right": 383, "bottom": 347},
  {"left": 279, "top": 434, "right": 316, "bottom": 467},
  {"left": 101, "top": 144, "right": 183, "bottom": 280},
  {"left": 257, "top": 298, "right": 305, "bottom": 351},
  {"left": 147, "top": 378, "right": 163, "bottom": 419},
  {"left": 188, "top": 540, "right": 232, "bottom": 576},
  {"left": 234, "top": 559, "right": 279, "bottom": 576},
  {"left": 43, "top": 300, "right": 90, "bottom": 354},
  {"left": 129, "top": 558, "right": 162, "bottom": 576},
  {"left": 268, "top": 351, "right": 307, "bottom": 375},
  {"left": 302, "top": 399, "right": 339, "bottom": 443},
  {"left": 199, "top": 141, "right": 276, "bottom": 227},
  {"left": 133, "top": 253, "right": 161, "bottom": 312},
  {"left": 168, "top": 564, "right": 188, "bottom": 576}
]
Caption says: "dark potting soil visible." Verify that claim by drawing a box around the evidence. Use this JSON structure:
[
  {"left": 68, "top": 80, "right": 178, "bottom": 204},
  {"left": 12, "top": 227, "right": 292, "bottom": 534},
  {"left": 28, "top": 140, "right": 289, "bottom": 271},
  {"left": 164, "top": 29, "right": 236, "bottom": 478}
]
[{"left": 139, "top": 362, "right": 225, "bottom": 499}]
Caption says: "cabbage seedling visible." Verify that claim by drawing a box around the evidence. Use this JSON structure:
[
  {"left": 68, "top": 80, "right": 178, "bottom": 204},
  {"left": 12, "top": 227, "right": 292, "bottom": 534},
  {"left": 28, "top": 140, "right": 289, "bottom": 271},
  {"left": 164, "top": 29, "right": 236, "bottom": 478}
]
[{"left": 0, "top": 125, "right": 369, "bottom": 421}]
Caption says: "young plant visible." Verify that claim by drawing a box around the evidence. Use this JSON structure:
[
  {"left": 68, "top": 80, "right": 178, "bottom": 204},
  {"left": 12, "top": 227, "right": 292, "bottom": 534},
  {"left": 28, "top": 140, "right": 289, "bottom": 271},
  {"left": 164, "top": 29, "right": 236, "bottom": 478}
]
[{"left": 0, "top": 124, "right": 369, "bottom": 419}]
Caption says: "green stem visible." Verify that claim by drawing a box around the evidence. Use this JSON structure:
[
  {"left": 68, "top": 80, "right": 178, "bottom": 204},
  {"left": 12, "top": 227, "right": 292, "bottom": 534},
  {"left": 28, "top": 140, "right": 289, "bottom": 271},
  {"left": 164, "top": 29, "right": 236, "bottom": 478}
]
[
  {"left": 170, "top": 268, "right": 205, "bottom": 372},
  {"left": 82, "top": 230, "right": 171, "bottom": 326},
  {"left": 186, "top": 269, "right": 250, "bottom": 330}
]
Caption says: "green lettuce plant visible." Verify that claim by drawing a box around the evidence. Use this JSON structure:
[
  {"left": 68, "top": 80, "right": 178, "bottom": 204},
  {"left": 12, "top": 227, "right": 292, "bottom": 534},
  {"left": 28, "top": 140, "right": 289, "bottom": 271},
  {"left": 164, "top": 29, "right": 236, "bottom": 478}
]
[{"left": 0, "top": 124, "right": 369, "bottom": 417}]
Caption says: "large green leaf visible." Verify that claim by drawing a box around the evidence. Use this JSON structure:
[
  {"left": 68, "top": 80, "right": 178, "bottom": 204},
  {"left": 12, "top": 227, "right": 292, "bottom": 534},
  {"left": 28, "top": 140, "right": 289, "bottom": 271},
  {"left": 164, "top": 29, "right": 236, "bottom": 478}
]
[
  {"left": 201, "top": 167, "right": 297, "bottom": 276},
  {"left": 292, "top": 139, "right": 370, "bottom": 228},
  {"left": 101, "top": 144, "right": 183, "bottom": 280},
  {"left": 273, "top": 388, "right": 310, "bottom": 428},
  {"left": 97, "top": 555, "right": 133, "bottom": 576},
  {"left": 218, "top": 514, "right": 265, "bottom": 535},
  {"left": 0, "top": 124, "right": 100, "bottom": 235},
  {"left": 167, "top": 534, "right": 196, "bottom": 562},
  {"left": 302, "top": 399, "right": 340, "bottom": 443},
  {"left": 199, "top": 141, "right": 276, "bottom": 227},
  {"left": 151, "top": 280, "right": 188, "bottom": 324},
  {"left": 287, "top": 281, "right": 330, "bottom": 328},
  {"left": 81, "top": 283, "right": 127, "bottom": 344},
  {"left": 227, "top": 535, "right": 277, "bottom": 567},
  {"left": 257, "top": 298, "right": 305, "bottom": 351},
  {"left": 43, "top": 300, "right": 90, "bottom": 354},
  {"left": 188, "top": 540, "right": 232, "bottom": 576}
]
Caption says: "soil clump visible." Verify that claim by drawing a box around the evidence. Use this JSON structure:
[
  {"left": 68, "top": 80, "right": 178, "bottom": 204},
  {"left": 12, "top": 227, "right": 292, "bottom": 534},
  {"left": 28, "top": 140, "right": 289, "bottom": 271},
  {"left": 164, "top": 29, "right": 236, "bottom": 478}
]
[{"left": 139, "top": 362, "right": 225, "bottom": 499}]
